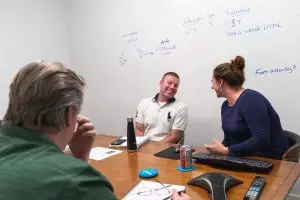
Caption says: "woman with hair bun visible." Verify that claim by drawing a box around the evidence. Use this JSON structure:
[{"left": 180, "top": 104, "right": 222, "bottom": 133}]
[{"left": 205, "top": 56, "right": 291, "bottom": 159}]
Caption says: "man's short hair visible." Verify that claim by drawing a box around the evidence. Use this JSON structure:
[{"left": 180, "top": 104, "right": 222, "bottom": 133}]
[
  {"left": 162, "top": 72, "right": 180, "bottom": 80},
  {"left": 3, "top": 61, "right": 85, "bottom": 132}
]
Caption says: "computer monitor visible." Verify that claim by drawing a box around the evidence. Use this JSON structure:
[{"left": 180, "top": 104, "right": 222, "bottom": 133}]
[{"left": 285, "top": 175, "right": 300, "bottom": 200}]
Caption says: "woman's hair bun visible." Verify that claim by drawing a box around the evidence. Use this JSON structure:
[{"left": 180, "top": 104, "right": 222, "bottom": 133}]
[{"left": 231, "top": 56, "right": 245, "bottom": 71}]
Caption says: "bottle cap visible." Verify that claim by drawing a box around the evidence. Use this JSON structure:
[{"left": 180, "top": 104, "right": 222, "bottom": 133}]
[{"left": 127, "top": 117, "right": 133, "bottom": 122}]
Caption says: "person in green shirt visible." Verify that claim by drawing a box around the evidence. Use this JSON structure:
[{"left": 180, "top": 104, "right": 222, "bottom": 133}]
[{"left": 0, "top": 60, "right": 116, "bottom": 200}]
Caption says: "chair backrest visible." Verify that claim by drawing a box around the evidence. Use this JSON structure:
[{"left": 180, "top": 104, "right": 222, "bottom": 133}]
[{"left": 282, "top": 130, "right": 300, "bottom": 162}]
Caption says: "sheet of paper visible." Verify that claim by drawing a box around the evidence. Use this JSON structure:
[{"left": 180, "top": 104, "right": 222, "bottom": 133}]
[
  {"left": 122, "top": 180, "right": 185, "bottom": 200},
  {"left": 89, "top": 147, "right": 123, "bottom": 161}
]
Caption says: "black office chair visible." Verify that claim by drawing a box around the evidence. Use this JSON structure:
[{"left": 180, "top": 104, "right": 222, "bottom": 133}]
[
  {"left": 187, "top": 172, "right": 243, "bottom": 200},
  {"left": 282, "top": 130, "right": 300, "bottom": 162}
]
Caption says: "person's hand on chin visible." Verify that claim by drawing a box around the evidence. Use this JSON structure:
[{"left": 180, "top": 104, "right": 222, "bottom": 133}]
[{"left": 69, "top": 115, "right": 96, "bottom": 162}]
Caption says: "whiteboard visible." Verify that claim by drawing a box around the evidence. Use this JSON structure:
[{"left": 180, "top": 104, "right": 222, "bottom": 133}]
[
  {"left": 0, "top": 0, "right": 70, "bottom": 118},
  {"left": 66, "top": 0, "right": 300, "bottom": 145}
]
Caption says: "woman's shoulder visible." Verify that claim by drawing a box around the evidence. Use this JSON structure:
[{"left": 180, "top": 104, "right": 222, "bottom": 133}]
[
  {"left": 240, "top": 89, "right": 267, "bottom": 102},
  {"left": 238, "top": 89, "right": 272, "bottom": 112}
]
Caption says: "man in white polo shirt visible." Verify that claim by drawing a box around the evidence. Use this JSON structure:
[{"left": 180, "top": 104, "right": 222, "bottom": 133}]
[{"left": 135, "top": 72, "right": 188, "bottom": 144}]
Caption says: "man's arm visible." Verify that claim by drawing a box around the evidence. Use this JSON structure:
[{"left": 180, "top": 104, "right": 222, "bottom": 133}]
[
  {"left": 161, "top": 129, "right": 184, "bottom": 144},
  {"left": 135, "top": 99, "right": 146, "bottom": 136},
  {"left": 135, "top": 122, "right": 145, "bottom": 136},
  {"left": 162, "top": 104, "right": 188, "bottom": 144}
]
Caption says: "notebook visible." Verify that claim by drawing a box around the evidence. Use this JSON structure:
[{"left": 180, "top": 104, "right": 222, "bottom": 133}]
[
  {"left": 122, "top": 180, "right": 185, "bottom": 200},
  {"left": 109, "top": 135, "right": 150, "bottom": 149}
]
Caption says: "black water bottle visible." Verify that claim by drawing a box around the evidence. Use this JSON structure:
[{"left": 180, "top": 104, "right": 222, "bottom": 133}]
[{"left": 127, "top": 117, "right": 137, "bottom": 152}]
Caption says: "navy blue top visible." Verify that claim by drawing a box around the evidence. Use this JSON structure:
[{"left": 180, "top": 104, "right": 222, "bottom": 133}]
[{"left": 221, "top": 89, "right": 290, "bottom": 159}]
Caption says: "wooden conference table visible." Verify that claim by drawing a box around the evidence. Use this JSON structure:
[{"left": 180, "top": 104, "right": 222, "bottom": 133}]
[{"left": 90, "top": 135, "right": 300, "bottom": 200}]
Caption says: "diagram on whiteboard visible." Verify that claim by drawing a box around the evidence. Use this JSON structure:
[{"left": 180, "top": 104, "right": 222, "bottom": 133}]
[
  {"left": 118, "top": 6, "right": 291, "bottom": 69},
  {"left": 182, "top": 7, "right": 283, "bottom": 38},
  {"left": 182, "top": 11, "right": 216, "bottom": 36},
  {"left": 224, "top": 7, "right": 283, "bottom": 38},
  {"left": 119, "top": 31, "right": 176, "bottom": 66}
]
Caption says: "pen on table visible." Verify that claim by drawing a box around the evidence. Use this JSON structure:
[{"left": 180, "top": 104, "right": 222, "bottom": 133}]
[{"left": 161, "top": 190, "right": 185, "bottom": 200}]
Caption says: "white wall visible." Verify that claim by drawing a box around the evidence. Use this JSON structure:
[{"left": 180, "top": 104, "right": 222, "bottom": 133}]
[
  {"left": 65, "top": 0, "right": 300, "bottom": 146},
  {"left": 0, "top": 0, "right": 70, "bottom": 117}
]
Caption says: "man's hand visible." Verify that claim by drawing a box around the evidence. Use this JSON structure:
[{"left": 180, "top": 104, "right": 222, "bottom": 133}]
[
  {"left": 161, "top": 130, "right": 184, "bottom": 144},
  {"left": 69, "top": 115, "right": 96, "bottom": 162},
  {"left": 135, "top": 122, "right": 145, "bottom": 136},
  {"left": 204, "top": 138, "right": 229, "bottom": 155},
  {"left": 172, "top": 190, "right": 192, "bottom": 200}
]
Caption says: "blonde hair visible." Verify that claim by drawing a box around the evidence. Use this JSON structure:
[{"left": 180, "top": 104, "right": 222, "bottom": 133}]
[{"left": 3, "top": 61, "right": 85, "bottom": 132}]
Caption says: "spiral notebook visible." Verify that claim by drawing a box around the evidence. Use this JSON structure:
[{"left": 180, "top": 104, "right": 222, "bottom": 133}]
[{"left": 122, "top": 180, "right": 185, "bottom": 200}]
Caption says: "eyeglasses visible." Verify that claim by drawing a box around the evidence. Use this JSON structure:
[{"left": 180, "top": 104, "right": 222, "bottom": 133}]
[
  {"left": 134, "top": 179, "right": 171, "bottom": 196},
  {"left": 135, "top": 185, "right": 171, "bottom": 196}
]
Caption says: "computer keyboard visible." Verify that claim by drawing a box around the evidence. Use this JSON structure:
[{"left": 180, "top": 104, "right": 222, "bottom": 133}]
[{"left": 192, "top": 152, "right": 273, "bottom": 172}]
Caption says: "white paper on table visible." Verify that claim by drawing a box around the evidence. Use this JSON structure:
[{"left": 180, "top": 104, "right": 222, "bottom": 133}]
[
  {"left": 89, "top": 147, "right": 123, "bottom": 161},
  {"left": 122, "top": 180, "right": 185, "bottom": 200}
]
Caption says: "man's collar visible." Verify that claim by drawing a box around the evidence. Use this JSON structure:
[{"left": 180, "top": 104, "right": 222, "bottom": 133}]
[{"left": 152, "top": 93, "right": 176, "bottom": 103}]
